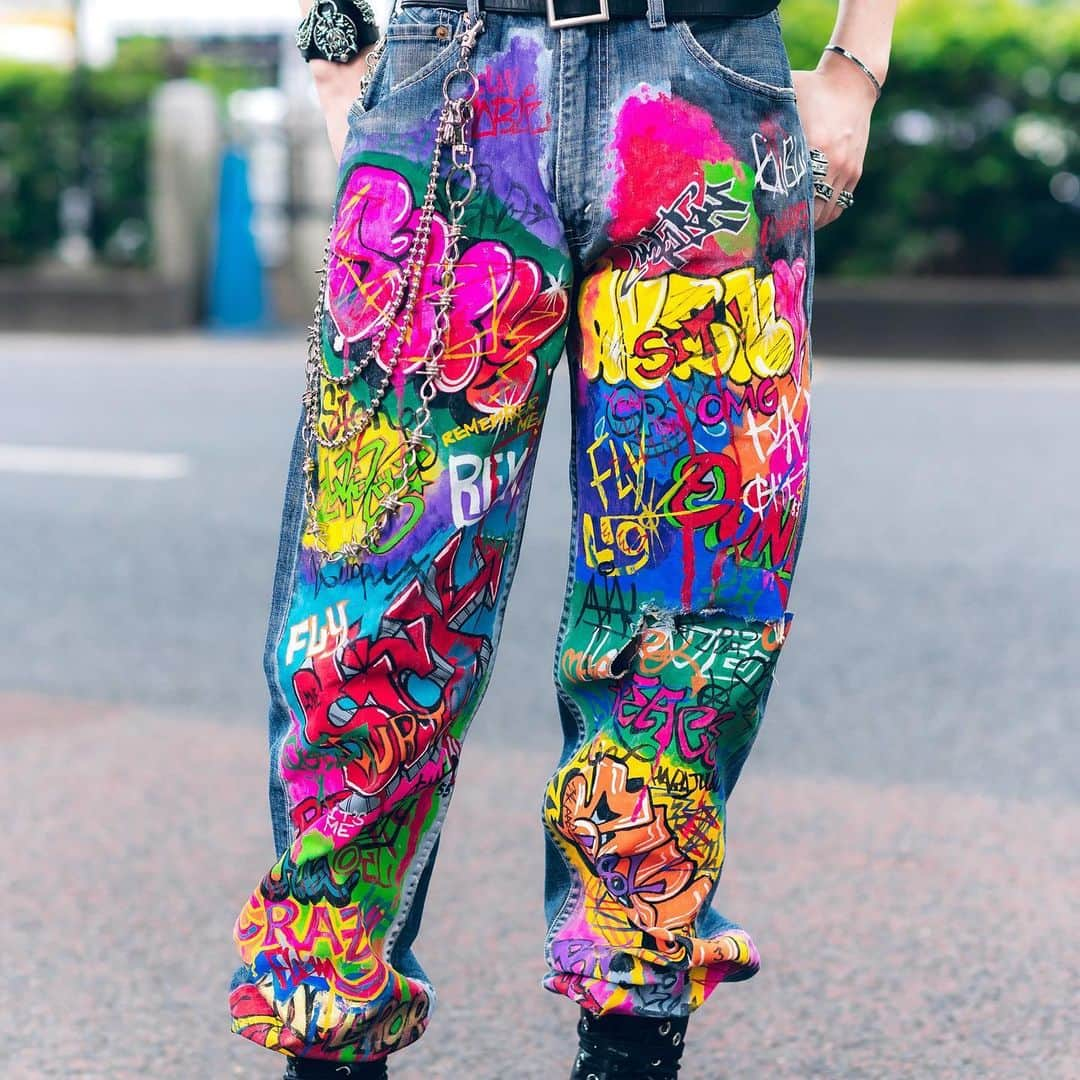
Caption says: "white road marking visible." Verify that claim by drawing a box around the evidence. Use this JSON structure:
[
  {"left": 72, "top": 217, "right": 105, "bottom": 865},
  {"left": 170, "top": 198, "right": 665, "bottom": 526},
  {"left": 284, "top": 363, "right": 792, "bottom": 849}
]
[{"left": 0, "top": 445, "right": 190, "bottom": 479}]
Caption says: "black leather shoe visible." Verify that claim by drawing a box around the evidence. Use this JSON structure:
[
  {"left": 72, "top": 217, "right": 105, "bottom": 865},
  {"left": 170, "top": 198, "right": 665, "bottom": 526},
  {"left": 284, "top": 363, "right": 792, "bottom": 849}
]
[
  {"left": 569, "top": 1008, "right": 689, "bottom": 1079},
  {"left": 283, "top": 1056, "right": 389, "bottom": 1079}
]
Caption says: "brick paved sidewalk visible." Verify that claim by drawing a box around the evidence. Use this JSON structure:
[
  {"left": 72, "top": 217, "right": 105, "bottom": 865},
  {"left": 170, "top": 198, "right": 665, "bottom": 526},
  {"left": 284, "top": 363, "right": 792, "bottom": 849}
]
[{"left": 4, "top": 695, "right": 1076, "bottom": 1079}]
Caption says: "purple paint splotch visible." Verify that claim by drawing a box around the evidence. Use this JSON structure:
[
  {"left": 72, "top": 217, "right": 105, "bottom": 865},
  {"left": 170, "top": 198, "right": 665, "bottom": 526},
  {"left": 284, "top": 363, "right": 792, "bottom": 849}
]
[{"left": 472, "top": 33, "right": 562, "bottom": 249}]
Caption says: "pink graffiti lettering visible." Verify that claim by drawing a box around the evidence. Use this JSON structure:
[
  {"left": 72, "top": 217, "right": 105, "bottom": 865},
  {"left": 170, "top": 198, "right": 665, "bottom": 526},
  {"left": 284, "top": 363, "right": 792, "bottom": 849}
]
[
  {"left": 326, "top": 165, "right": 567, "bottom": 414},
  {"left": 292, "top": 533, "right": 503, "bottom": 801},
  {"left": 475, "top": 69, "right": 552, "bottom": 138}
]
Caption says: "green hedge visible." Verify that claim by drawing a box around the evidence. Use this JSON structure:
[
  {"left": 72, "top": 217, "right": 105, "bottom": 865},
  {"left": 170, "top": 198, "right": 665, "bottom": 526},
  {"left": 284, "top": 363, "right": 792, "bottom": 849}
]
[
  {"left": 1, "top": 2, "right": 1078, "bottom": 273},
  {"left": 0, "top": 39, "right": 263, "bottom": 266},
  {"left": 780, "top": 0, "right": 1080, "bottom": 274},
  {"left": 0, "top": 51, "right": 153, "bottom": 265}
]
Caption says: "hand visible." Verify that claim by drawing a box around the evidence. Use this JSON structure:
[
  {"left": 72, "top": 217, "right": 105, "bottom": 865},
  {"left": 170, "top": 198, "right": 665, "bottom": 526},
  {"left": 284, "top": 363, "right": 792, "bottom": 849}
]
[
  {"left": 791, "top": 51, "right": 880, "bottom": 229},
  {"left": 309, "top": 45, "right": 379, "bottom": 164}
]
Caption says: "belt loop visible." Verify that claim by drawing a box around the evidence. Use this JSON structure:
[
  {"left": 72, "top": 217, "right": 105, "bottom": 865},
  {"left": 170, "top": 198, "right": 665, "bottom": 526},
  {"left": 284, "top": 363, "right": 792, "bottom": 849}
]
[
  {"left": 466, "top": 0, "right": 483, "bottom": 23},
  {"left": 646, "top": 0, "right": 667, "bottom": 30}
]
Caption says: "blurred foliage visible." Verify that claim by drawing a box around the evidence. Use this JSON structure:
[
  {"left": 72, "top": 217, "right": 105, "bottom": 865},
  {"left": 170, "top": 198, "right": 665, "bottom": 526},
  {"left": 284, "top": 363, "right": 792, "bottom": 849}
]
[
  {"left": 781, "top": 0, "right": 1080, "bottom": 274},
  {"left": 0, "top": 38, "right": 266, "bottom": 266},
  {"left": 1, "top": 0, "right": 1078, "bottom": 273}
]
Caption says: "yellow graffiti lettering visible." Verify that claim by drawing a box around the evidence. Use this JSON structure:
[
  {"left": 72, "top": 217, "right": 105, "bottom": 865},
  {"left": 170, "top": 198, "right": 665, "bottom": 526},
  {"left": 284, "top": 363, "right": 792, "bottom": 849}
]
[
  {"left": 580, "top": 262, "right": 795, "bottom": 390},
  {"left": 722, "top": 267, "right": 795, "bottom": 384},
  {"left": 582, "top": 512, "right": 652, "bottom": 576},
  {"left": 304, "top": 414, "right": 440, "bottom": 556}
]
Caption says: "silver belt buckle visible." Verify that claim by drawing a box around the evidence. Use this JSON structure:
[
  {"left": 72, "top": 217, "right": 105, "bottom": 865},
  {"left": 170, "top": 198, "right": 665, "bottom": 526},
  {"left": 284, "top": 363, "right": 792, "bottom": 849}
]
[{"left": 546, "top": 0, "right": 610, "bottom": 28}]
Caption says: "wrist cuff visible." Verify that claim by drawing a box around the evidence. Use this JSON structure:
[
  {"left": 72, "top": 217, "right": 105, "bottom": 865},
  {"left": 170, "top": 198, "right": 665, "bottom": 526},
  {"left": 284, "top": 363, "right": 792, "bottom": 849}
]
[{"left": 297, "top": 1, "right": 380, "bottom": 64}]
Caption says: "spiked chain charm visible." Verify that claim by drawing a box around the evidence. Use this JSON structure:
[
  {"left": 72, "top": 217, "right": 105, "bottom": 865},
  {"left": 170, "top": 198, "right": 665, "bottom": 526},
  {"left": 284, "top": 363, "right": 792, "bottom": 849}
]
[{"left": 300, "top": 15, "right": 486, "bottom": 562}]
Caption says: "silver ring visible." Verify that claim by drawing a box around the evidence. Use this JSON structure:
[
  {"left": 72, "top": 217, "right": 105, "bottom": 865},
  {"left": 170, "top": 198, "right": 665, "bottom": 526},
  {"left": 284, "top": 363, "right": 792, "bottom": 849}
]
[
  {"left": 809, "top": 147, "right": 829, "bottom": 177},
  {"left": 813, "top": 179, "right": 834, "bottom": 201},
  {"left": 837, "top": 189, "right": 855, "bottom": 209}
]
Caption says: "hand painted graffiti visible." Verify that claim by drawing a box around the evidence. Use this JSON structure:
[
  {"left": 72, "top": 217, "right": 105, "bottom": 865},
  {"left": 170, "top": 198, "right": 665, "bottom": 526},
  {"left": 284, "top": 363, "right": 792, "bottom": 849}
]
[
  {"left": 605, "top": 89, "right": 758, "bottom": 270},
  {"left": 581, "top": 507, "right": 656, "bottom": 577},
  {"left": 308, "top": 411, "right": 440, "bottom": 556},
  {"left": 750, "top": 128, "right": 807, "bottom": 196},
  {"left": 581, "top": 430, "right": 805, "bottom": 581},
  {"left": 283, "top": 794, "right": 449, "bottom": 892},
  {"left": 545, "top": 941, "right": 704, "bottom": 1017},
  {"left": 611, "top": 170, "right": 752, "bottom": 293},
  {"left": 440, "top": 395, "right": 542, "bottom": 446},
  {"left": 286, "top": 602, "right": 349, "bottom": 666},
  {"left": 229, "top": 974, "right": 429, "bottom": 1060},
  {"left": 235, "top": 899, "right": 388, "bottom": 999},
  {"left": 658, "top": 451, "right": 741, "bottom": 542},
  {"left": 550, "top": 936, "right": 687, "bottom": 1001},
  {"left": 470, "top": 165, "right": 553, "bottom": 234},
  {"left": 292, "top": 532, "right": 503, "bottom": 803},
  {"left": 574, "top": 575, "right": 640, "bottom": 634},
  {"left": 233, "top": 34, "right": 814, "bottom": 1056},
  {"left": 449, "top": 445, "right": 530, "bottom": 528},
  {"left": 603, "top": 387, "right": 686, "bottom": 455},
  {"left": 613, "top": 673, "right": 733, "bottom": 767},
  {"left": 575, "top": 258, "right": 809, "bottom": 587},
  {"left": 580, "top": 261, "right": 804, "bottom": 389},
  {"left": 546, "top": 611, "right": 781, "bottom": 1007},
  {"left": 552, "top": 750, "right": 715, "bottom": 950},
  {"left": 262, "top": 844, "right": 361, "bottom": 906},
  {"left": 475, "top": 66, "right": 553, "bottom": 138},
  {"left": 325, "top": 163, "right": 568, "bottom": 414},
  {"left": 585, "top": 432, "right": 650, "bottom": 513},
  {"left": 759, "top": 197, "right": 811, "bottom": 247}
]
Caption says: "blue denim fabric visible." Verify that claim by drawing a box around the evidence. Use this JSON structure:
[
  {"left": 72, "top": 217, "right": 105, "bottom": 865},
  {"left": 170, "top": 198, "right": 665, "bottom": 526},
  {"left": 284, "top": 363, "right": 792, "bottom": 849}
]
[{"left": 230, "top": 0, "right": 813, "bottom": 1064}]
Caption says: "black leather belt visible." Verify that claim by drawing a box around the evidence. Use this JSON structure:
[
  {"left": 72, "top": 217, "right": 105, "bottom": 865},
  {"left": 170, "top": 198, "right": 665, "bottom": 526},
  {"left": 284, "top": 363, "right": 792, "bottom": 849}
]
[{"left": 400, "top": 0, "right": 779, "bottom": 25}]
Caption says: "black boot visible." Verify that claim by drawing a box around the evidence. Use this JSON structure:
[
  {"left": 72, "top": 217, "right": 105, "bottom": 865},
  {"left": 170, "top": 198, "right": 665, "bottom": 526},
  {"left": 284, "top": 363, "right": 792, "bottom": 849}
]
[
  {"left": 283, "top": 1056, "right": 388, "bottom": 1080},
  {"left": 569, "top": 1008, "right": 689, "bottom": 1080}
]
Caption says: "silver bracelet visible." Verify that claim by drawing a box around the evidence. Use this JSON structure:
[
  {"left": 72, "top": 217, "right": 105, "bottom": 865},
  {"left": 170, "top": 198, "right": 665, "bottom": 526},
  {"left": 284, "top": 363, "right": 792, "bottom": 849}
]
[{"left": 823, "top": 44, "right": 883, "bottom": 99}]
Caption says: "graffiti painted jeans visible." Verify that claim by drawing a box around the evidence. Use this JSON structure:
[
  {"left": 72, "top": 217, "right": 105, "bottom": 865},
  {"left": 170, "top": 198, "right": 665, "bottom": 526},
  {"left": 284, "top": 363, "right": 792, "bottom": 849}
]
[{"left": 229, "top": 0, "right": 814, "bottom": 1065}]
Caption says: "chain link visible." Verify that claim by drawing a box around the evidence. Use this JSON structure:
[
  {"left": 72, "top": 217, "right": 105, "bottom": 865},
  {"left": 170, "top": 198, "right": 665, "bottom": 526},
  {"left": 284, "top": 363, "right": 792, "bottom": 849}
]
[{"left": 300, "top": 15, "right": 486, "bottom": 562}]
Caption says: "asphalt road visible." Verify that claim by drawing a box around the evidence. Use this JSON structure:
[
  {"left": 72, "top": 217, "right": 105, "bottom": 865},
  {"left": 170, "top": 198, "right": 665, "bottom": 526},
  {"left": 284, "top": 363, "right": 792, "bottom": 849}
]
[{"left": 1, "top": 334, "right": 1077, "bottom": 1079}]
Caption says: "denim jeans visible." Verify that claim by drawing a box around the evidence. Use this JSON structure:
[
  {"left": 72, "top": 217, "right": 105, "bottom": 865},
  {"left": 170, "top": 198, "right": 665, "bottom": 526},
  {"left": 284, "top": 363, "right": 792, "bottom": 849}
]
[{"left": 229, "top": 0, "right": 814, "bottom": 1065}]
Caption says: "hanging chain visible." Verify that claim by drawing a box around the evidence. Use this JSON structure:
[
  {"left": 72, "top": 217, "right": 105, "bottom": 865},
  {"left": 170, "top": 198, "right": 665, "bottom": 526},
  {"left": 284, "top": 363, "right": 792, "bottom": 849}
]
[{"left": 300, "top": 15, "right": 486, "bottom": 562}]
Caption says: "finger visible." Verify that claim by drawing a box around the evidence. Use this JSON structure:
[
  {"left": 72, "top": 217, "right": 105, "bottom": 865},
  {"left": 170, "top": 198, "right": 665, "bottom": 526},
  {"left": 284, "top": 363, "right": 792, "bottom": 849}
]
[
  {"left": 823, "top": 169, "right": 842, "bottom": 224},
  {"left": 825, "top": 171, "right": 858, "bottom": 226},
  {"left": 812, "top": 176, "right": 838, "bottom": 229},
  {"left": 811, "top": 180, "right": 829, "bottom": 228},
  {"left": 808, "top": 148, "right": 829, "bottom": 227},
  {"left": 821, "top": 163, "right": 855, "bottom": 228}
]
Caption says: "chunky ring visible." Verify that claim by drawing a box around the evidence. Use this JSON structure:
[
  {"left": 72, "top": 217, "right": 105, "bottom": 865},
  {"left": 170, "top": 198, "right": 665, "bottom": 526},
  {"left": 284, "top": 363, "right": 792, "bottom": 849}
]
[
  {"left": 809, "top": 147, "right": 829, "bottom": 177},
  {"left": 837, "top": 189, "right": 855, "bottom": 210},
  {"left": 813, "top": 179, "right": 834, "bottom": 201}
]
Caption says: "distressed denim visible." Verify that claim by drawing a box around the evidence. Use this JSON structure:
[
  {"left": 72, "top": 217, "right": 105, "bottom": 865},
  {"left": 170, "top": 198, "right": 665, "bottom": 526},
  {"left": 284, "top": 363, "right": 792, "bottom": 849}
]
[{"left": 229, "top": 0, "right": 814, "bottom": 1065}]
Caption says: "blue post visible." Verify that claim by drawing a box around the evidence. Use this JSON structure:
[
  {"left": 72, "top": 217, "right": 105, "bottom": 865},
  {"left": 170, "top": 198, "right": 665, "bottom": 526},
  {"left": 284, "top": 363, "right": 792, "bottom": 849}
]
[{"left": 208, "top": 145, "right": 268, "bottom": 330}]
